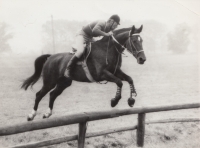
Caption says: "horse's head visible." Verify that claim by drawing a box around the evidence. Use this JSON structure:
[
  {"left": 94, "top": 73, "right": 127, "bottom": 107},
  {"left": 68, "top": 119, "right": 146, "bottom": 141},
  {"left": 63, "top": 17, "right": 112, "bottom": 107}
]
[{"left": 126, "top": 25, "right": 146, "bottom": 64}]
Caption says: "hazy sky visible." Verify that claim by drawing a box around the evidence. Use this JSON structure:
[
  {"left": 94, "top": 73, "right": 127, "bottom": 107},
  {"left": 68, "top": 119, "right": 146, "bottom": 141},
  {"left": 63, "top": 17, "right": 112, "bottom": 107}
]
[{"left": 0, "top": 0, "right": 199, "bottom": 54}]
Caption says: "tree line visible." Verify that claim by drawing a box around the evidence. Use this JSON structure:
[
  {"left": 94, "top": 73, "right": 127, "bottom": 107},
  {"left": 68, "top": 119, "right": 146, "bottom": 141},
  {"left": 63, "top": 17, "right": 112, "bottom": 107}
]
[
  {"left": 40, "top": 19, "right": 195, "bottom": 55},
  {"left": 0, "top": 20, "right": 195, "bottom": 54}
]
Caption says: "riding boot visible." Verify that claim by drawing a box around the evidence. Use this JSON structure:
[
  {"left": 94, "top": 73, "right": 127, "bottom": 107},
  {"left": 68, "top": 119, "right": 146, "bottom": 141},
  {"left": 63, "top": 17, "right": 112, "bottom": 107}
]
[{"left": 64, "top": 55, "right": 79, "bottom": 78}]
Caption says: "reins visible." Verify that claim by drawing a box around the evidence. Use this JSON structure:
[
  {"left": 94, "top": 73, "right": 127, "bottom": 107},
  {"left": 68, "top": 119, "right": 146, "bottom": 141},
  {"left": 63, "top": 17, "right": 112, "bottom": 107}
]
[
  {"left": 106, "top": 31, "right": 144, "bottom": 72},
  {"left": 103, "top": 30, "right": 144, "bottom": 84},
  {"left": 105, "top": 35, "right": 125, "bottom": 65},
  {"left": 112, "top": 31, "right": 144, "bottom": 56}
]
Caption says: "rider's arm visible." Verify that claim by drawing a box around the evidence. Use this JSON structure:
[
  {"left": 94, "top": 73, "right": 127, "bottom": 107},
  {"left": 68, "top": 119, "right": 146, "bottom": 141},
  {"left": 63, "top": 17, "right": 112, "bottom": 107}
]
[
  {"left": 92, "top": 21, "right": 111, "bottom": 37},
  {"left": 93, "top": 29, "right": 109, "bottom": 36}
]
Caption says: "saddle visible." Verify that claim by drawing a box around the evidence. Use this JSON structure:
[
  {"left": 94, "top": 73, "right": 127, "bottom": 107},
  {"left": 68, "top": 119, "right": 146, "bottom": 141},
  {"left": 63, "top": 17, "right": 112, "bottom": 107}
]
[
  {"left": 71, "top": 43, "right": 95, "bottom": 82},
  {"left": 71, "top": 44, "right": 91, "bottom": 65}
]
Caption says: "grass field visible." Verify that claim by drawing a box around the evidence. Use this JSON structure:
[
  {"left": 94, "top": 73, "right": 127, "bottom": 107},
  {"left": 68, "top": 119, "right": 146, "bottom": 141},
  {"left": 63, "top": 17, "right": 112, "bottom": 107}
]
[{"left": 0, "top": 52, "right": 199, "bottom": 148}]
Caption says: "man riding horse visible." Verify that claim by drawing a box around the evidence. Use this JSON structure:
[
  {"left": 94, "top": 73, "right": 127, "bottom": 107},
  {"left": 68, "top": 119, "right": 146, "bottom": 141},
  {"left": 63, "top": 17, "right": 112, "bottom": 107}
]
[
  {"left": 22, "top": 14, "right": 146, "bottom": 121},
  {"left": 64, "top": 14, "right": 120, "bottom": 79}
]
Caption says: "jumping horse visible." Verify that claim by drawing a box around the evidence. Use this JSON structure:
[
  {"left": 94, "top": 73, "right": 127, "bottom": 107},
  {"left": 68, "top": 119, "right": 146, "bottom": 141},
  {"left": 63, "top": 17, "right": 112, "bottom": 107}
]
[{"left": 21, "top": 25, "right": 146, "bottom": 121}]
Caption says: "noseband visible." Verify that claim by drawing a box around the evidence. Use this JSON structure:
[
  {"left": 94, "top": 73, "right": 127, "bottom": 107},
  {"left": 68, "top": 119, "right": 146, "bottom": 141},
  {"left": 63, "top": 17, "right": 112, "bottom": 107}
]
[{"left": 111, "top": 31, "right": 144, "bottom": 57}]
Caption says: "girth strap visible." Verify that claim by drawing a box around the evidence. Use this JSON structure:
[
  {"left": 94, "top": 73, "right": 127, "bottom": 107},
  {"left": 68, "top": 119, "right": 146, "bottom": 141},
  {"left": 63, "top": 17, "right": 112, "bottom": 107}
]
[
  {"left": 75, "top": 43, "right": 96, "bottom": 82},
  {"left": 81, "top": 60, "right": 96, "bottom": 82}
]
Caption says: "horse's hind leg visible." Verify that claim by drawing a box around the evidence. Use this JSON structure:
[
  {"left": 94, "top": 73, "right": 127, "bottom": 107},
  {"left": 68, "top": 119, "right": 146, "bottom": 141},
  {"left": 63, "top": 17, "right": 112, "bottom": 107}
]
[
  {"left": 27, "top": 85, "right": 54, "bottom": 121},
  {"left": 43, "top": 78, "right": 72, "bottom": 119}
]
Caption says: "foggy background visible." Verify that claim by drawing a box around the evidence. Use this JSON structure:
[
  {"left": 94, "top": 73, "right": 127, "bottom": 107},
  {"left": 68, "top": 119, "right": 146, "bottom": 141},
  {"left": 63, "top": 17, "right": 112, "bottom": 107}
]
[
  {"left": 0, "top": 1, "right": 200, "bottom": 147},
  {"left": 0, "top": 0, "right": 199, "bottom": 55}
]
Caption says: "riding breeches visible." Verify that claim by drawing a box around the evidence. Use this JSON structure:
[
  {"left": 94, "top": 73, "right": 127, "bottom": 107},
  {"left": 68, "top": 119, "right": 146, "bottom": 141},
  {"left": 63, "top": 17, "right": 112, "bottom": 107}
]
[{"left": 72, "top": 30, "right": 94, "bottom": 58}]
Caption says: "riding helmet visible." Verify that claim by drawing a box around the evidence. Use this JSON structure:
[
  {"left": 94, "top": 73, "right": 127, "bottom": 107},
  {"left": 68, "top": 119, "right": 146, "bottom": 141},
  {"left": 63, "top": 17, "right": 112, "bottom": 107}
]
[{"left": 109, "top": 14, "right": 120, "bottom": 25}]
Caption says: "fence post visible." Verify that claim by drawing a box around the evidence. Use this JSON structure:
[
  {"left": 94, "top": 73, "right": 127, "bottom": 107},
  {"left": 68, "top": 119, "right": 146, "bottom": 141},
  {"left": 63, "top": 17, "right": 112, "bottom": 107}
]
[
  {"left": 137, "top": 113, "right": 146, "bottom": 147},
  {"left": 78, "top": 121, "right": 87, "bottom": 148}
]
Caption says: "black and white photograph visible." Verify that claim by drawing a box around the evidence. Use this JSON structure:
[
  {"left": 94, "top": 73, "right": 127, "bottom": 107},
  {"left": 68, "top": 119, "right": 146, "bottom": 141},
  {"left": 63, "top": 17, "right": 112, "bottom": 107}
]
[{"left": 0, "top": 0, "right": 199, "bottom": 147}]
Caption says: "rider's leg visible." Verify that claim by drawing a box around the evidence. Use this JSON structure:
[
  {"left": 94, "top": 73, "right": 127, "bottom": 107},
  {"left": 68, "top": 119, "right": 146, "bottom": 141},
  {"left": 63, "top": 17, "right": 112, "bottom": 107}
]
[
  {"left": 64, "top": 55, "right": 79, "bottom": 78},
  {"left": 64, "top": 35, "right": 85, "bottom": 78}
]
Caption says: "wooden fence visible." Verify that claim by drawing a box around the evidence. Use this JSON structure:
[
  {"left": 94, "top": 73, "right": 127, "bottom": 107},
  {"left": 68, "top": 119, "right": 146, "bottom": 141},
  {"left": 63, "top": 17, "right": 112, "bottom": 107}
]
[{"left": 0, "top": 102, "right": 200, "bottom": 148}]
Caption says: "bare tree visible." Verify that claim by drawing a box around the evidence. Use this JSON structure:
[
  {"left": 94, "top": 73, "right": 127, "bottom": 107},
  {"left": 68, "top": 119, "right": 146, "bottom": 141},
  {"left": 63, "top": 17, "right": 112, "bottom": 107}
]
[
  {"left": 142, "top": 20, "right": 167, "bottom": 54},
  {"left": 167, "top": 23, "right": 190, "bottom": 54},
  {"left": 0, "top": 22, "right": 13, "bottom": 53},
  {"left": 42, "top": 20, "right": 87, "bottom": 54}
]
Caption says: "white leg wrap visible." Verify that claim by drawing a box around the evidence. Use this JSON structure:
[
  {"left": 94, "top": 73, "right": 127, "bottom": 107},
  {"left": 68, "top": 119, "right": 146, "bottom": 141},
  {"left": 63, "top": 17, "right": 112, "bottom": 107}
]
[
  {"left": 47, "top": 108, "right": 52, "bottom": 115},
  {"left": 28, "top": 109, "right": 37, "bottom": 120},
  {"left": 129, "top": 84, "right": 137, "bottom": 97},
  {"left": 44, "top": 108, "right": 52, "bottom": 118},
  {"left": 116, "top": 86, "right": 121, "bottom": 96},
  {"left": 31, "top": 109, "right": 37, "bottom": 116}
]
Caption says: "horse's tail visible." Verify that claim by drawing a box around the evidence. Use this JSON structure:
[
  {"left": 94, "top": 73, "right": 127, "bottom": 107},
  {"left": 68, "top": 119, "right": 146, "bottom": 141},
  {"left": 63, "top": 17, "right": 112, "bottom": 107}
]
[{"left": 21, "top": 54, "right": 51, "bottom": 90}]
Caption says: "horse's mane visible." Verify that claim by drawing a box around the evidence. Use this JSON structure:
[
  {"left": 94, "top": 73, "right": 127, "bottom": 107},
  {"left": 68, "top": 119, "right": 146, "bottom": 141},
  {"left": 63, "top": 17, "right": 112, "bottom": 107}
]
[
  {"left": 99, "top": 27, "right": 132, "bottom": 42},
  {"left": 113, "top": 27, "right": 132, "bottom": 35}
]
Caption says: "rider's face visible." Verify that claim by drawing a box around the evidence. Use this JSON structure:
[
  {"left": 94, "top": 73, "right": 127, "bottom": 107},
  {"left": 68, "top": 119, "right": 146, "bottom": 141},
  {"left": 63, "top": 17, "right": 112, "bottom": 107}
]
[
  {"left": 111, "top": 22, "right": 118, "bottom": 30},
  {"left": 108, "top": 20, "right": 118, "bottom": 31}
]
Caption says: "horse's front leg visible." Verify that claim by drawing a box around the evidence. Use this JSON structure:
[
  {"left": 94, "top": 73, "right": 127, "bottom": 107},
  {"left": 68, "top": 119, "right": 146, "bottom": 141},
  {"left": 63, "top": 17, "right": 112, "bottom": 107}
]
[
  {"left": 101, "top": 70, "right": 123, "bottom": 107},
  {"left": 115, "top": 69, "right": 136, "bottom": 107}
]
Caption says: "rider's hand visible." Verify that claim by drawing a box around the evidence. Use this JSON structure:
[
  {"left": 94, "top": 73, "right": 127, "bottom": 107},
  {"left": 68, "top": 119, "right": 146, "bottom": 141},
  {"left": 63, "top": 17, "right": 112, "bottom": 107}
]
[{"left": 106, "top": 32, "right": 113, "bottom": 37}]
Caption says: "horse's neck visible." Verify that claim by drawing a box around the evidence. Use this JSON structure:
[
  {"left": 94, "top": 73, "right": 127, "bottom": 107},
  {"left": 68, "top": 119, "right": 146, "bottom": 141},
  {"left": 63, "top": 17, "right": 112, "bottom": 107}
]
[
  {"left": 100, "top": 27, "right": 131, "bottom": 44},
  {"left": 114, "top": 31, "right": 130, "bottom": 46},
  {"left": 90, "top": 39, "right": 120, "bottom": 62},
  {"left": 92, "top": 28, "right": 131, "bottom": 56}
]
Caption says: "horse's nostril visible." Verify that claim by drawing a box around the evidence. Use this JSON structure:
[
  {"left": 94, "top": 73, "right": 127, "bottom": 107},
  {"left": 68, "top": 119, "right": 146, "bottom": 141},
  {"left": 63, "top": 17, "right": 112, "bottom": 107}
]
[
  {"left": 139, "top": 58, "right": 143, "bottom": 62},
  {"left": 140, "top": 57, "right": 146, "bottom": 62},
  {"left": 138, "top": 57, "right": 146, "bottom": 64}
]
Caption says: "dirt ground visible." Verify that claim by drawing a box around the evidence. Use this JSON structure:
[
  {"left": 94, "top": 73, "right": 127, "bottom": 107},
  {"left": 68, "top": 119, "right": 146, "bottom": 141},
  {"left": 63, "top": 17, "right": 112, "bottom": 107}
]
[{"left": 0, "top": 53, "right": 199, "bottom": 148}]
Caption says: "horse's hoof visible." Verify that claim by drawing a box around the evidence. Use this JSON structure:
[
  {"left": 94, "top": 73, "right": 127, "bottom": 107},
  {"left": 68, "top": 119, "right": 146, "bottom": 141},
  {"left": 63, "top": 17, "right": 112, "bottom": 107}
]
[
  {"left": 27, "top": 114, "right": 35, "bottom": 121},
  {"left": 43, "top": 114, "right": 48, "bottom": 119},
  {"left": 128, "top": 98, "right": 135, "bottom": 107},
  {"left": 43, "top": 113, "right": 52, "bottom": 119},
  {"left": 111, "top": 96, "right": 121, "bottom": 107},
  {"left": 111, "top": 98, "right": 117, "bottom": 107},
  {"left": 27, "top": 116, "right": 33, "bottom": 121},
  {"left": 111, "top": 95, "right": 121, "bottom": 107}
]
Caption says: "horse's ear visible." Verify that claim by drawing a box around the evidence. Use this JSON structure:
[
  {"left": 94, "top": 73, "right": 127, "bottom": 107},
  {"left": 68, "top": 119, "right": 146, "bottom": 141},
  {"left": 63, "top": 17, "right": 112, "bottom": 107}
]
[
  {"left": 130, "top": 25, "right": 135, "bottom": 35},
  {"left": 137, "top": 25, "right": 143, "bottom": 33}
]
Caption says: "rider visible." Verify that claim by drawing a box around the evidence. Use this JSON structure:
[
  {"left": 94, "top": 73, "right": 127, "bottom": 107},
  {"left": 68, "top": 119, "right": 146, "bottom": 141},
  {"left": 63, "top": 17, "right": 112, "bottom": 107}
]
[{"left": 64, "top": 14, "right": 120, "bottom": 79}]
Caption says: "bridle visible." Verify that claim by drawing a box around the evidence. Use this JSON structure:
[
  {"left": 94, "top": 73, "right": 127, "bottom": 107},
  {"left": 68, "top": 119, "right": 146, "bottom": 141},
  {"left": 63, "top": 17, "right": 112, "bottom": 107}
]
[
  {"left": 111, "top": 30, "right": 144, "bottom": 57},
  {"left": 105, "top": 30, "right": 144, "bottom": 75}
]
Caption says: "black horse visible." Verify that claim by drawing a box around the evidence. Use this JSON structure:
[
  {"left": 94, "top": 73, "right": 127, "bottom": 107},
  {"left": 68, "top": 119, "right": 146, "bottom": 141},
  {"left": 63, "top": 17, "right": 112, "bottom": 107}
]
[{"left": 21, "top": 25, "right": 146, "bottom": 121}]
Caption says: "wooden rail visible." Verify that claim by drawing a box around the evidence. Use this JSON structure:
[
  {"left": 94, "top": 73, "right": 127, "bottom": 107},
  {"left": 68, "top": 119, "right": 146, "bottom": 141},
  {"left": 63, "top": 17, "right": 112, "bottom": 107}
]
[
  {"left": 0, "top": 102, "right": 199, "bottom": 148},
  {"left": 10, "top": 118, "right": 200, "bottom": 148}
]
